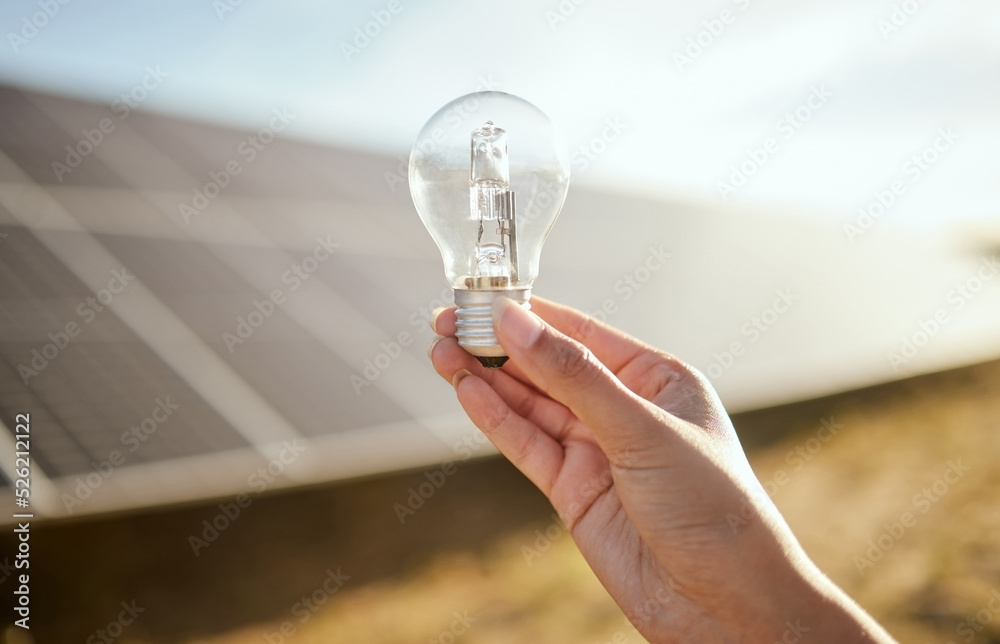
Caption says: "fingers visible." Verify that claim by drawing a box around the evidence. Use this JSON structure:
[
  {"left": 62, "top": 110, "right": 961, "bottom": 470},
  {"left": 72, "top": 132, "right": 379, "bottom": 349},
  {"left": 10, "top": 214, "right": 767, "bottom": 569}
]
[
  {"left": 429, "top": 304, "right": 551, "bottom": 391},
  {"left": 431, "top": 298, "right": 724, "bottom": 430},
  {"left": 491, "top": 297, "right": 681, "bottom": 466},
  {"left": 432, "top": 297, "right": 684, "bottom": 377},
  {"left": 430, "top": 336, "right": 582, "bottom": 443},
  {"left": 529, "top": 298, "right": 727, "bottom": 430},
  {"left": 429, "top": 306, "right": 456, "bottom": 336},
  {"left": 451, "top": 370, "right": 564, "bottom": 496}
]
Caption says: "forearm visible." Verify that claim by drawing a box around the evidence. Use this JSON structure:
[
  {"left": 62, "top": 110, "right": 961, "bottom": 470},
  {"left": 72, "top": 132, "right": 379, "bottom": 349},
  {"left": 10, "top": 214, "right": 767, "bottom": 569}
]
[
  {"left": 729, "top": 521, "right": 898, "bottom": 643},
  {"left": 793, "top": 563, "right": 897, "bottom": 644}
]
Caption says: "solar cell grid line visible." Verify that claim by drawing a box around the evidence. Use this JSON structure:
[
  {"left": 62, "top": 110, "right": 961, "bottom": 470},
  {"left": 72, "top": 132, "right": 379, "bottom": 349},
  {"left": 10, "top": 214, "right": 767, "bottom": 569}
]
[
  {"left": 16, "top": 92, "right": 464, "bottom": 446},
  {"left": 156, "top": 216, "right": 454, "bottom": 439},
  {"left": 0, "top": 152, "right": 305, "bottom": 461},
  {"left": 0, "top": 359, "right": 91, "bottom": 477},
  {"left": 0, "top": 87, "right": 488, "bottom": 498},
  {"left": 0, "top": 227, "right": 107, "bottom": 475},
  {"left": 100, "top": 235, "right": 409, "bottom": 437},
  {"left": 1, "top": 240, "right": 174, "bottom": 467},
  {"left": 94, "top": 232, "right": 414, "bottom": 437},
  {"left": 0, "top": 88, "right": 128, "bottom": 189},
  {"left": 0, "top": 87, "right": 491, "bottom": 521},
  {"left": 0, "top": 223, "right": 253, "bottom": 473},
  {"left": 133, "top": 107, "right": 332, "bottom": 201}
]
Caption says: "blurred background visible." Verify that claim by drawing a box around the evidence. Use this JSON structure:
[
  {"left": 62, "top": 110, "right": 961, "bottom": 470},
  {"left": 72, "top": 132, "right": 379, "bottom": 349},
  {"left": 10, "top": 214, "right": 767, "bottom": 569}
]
[{"left": 0, "top": 1, "right": 998, "bottom": 642}]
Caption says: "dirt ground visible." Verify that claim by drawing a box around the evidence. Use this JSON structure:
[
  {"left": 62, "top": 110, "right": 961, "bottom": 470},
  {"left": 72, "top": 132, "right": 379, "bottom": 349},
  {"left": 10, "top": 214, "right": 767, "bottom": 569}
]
[{"left": 2, "top": 358, "right": 999, "bottom": 644}]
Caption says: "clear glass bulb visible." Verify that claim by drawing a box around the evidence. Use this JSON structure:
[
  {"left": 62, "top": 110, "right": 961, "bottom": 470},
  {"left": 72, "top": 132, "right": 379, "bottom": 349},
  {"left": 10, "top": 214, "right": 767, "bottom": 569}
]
[{"left": 409, "top": 91, "right": 570, "bottom": 368}]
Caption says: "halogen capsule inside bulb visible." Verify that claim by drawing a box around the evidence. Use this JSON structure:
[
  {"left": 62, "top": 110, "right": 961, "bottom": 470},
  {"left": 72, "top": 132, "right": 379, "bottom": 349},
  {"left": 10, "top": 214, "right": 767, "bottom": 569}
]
[{"left": 469, "top": 120, "right": 518, "bottom": 288}]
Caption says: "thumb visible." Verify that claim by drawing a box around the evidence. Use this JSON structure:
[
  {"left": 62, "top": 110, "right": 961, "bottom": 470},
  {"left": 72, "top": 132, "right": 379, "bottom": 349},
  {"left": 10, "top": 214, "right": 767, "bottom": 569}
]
[{"left": 492, "top": 297, "right": 677, "bottom": 465}]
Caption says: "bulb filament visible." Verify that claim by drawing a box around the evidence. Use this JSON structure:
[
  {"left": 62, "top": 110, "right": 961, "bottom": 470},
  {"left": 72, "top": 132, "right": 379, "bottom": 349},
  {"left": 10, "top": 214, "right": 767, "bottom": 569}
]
[{"left": 470, "top": 121, "right": 517, "bottom": 286}]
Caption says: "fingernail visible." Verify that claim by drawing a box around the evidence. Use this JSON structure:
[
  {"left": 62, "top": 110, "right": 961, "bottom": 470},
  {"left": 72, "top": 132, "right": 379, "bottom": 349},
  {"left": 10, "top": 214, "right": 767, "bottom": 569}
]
[
  {"left": 429, "top": 307, "right": 447, "bottom": 334},
  {"left": 492, "top": 297, "right": 543, "bottom": 349},
  {"left": 452, "top": 368, "right": 471, "bottom": 388},
  {"left": 427, "top": 335, "right": 443, "bottom": 361}
]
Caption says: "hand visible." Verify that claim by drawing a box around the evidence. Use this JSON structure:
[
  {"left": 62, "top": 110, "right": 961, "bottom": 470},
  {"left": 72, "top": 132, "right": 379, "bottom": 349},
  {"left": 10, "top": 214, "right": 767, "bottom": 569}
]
[{"left": 428, "top": 296, "right": 895, "bottom": 643}]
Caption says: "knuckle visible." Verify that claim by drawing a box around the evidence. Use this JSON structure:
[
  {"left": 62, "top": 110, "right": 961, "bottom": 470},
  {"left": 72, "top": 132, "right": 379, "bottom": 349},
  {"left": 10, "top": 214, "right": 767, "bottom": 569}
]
[
  {"left": 511, "top": 424, "right": 539, "bottom": 464},
  {"left": 549, "top": 337, "right": 600, "bottom": 385},
  {"left": 483, "top": 398, "right": 512, "bottom": 434},
  {"left": 516, "top": 387, "right": 538, "bottom": 420},
  {"left": 655, "top": 351, "right": 702, "bottom": 384}
]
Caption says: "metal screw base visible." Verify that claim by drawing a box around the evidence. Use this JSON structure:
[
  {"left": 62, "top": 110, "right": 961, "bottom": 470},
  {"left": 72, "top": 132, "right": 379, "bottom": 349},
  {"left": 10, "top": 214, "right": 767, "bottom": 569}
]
[{"left": 454, "top": 287, "right": 531, "bottom": 368}]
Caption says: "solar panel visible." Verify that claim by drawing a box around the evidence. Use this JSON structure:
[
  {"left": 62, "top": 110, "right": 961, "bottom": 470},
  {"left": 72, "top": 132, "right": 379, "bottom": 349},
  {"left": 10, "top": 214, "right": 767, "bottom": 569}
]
[{"left": 2, "top": 85, "right": 999, "bottom": 522}]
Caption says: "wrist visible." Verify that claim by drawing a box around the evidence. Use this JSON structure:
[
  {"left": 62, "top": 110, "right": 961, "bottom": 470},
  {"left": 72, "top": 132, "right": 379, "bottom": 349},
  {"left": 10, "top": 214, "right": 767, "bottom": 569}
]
[
  {"left": 787, "top": 563, "right": 897, "bottom": 644},
  {"left": 727, "top": 520, "right": 897, "bottom": 643}
]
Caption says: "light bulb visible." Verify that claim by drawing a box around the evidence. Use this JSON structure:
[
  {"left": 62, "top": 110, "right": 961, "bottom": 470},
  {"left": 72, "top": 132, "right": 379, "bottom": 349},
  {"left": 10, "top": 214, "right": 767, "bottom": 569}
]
[{"left": 409, "top": 91, "right": 570, "bottom": 368}]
